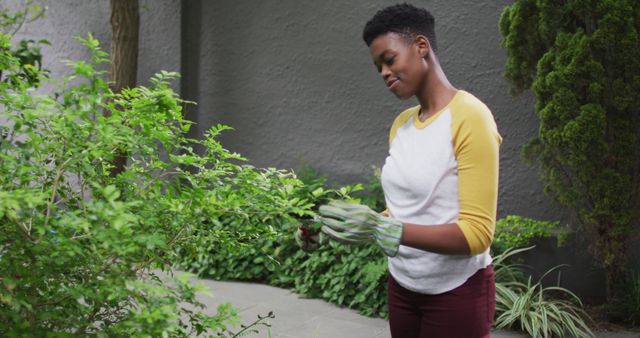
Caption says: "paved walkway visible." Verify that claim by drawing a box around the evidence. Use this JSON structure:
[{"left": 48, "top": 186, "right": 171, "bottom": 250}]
[{"left": 191, "top": 277, "right": 639, "bottom": 338}]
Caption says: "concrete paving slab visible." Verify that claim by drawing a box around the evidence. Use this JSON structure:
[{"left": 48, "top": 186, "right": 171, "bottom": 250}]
[
  {"left": 188, "top": 276, "right": 638, "bottom": 338},
  {"left": 321, "top": 305, "right": 389, "bottom": 331},
  {"left": 278, "top": 315, "right": 386, "bottom": 338},
  {"left": 373, "top": 329, "right": 392, "bottom": 338},
  {"left": 491, "top": 330, "right": 528, "bottom": 338},
  {"left": 596, "top": 333, "right": 640, "bottom": 338}
]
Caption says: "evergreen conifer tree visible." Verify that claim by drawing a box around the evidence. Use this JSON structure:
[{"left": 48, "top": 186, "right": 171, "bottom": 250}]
[{"left": 500, "top": 0, "right": 640, "bottom": 305}]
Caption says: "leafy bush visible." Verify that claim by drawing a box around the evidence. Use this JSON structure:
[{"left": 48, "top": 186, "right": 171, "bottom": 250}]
[
  {"left": 0, "top": 33, "right": 312, "bottom": 336},
  {"left": 353, "top": 166, "right": 386, "bottom": 212},
  {"left": 278, "top": 169, "right": 389, "bottom": 317},
  {"left": 492, "top": 215, "right": 565, "bottom": 254},
  {"left": 177, "top": 167, "right": 391, "bottom": 317},
  {"left": 493, "top": 247, "right": 594, "bottom": 338},
  {"left": 277, "top": 242, "right": 389, "bottom": 317},
  {"left": 177, "top": 165, "right": 357, "bottom": 279}
]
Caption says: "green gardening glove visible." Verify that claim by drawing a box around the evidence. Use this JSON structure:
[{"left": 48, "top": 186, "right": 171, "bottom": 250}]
[{"left": 318, "top": 200, "right": 403, "bottom": 257}]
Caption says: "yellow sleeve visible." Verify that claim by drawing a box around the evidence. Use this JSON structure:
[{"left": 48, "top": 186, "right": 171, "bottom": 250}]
[{"left": 450, "top": 93, "right": 502, "bottom": 255}]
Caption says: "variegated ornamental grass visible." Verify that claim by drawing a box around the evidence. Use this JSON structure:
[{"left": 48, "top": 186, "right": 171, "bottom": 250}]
[{"left": 493, "top": 247, "right": 595, "bottom": 338}]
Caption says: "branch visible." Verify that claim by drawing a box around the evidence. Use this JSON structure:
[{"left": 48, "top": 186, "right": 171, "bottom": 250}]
[
  {"left": 231, "top": 311, "right": 275, "bottom": 338},
  {"left": 9, "top": 0, "right": 30, "bottom": 36},
  {"left": 43, "top": 157, "right": 72, "bottom": 229}
]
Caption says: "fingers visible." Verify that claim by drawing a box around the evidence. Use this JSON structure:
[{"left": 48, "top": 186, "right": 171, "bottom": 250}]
[
  {"left": 320, "top": 225, "right": 370, "bottom": 245},
  {"left": 321, "top": 224, "right": 371, "bottom": 242},
  {"left": 319, "top": 201, "right": 373, "bottom": 224},
  {"left": 317, "top": 200, "right": 378, "bottom": 246},
  {"left": 319, "top": 215, "right": 373, "bottom": 241},
  {"left": 319, "top": 216, "right": 366, "bottom": 233},
  {"left": 318, "top": 204, "right": 349, "bottom": 220}
]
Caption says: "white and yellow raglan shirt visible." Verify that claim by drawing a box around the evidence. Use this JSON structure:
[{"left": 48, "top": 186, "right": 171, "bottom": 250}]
[{"left": 381, "top": 90, "right": 502, "bottom": 295}]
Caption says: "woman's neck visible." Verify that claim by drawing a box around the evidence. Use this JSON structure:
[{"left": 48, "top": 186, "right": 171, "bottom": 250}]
[{"left": 416, "top": 55, "right": 457, "bottom": 120}]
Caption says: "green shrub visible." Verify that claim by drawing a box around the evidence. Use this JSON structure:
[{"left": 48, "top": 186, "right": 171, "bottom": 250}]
[
  {"left": 274, "top": 240, "right": 388, "bottom": 317},
  {"left": 278, "top": 168, "right": 389, "bottom": 316},
  {"left": 493, "top": 247, "right": 594, "bottom": 338},
  {"left": 500, "top": 0, "right": 640, "bottom": 303},
  {"left": 492, "top": 215, "right": 565, "bottom": 255},
  {"left": 354, "top": 166, "right": 386, "bottom": 212},
  {"left": 178, "top": 168, "right": 390, "bottom": 317},
  {"left": 0, "top": 33, "right": 311, "bottom": 336}
]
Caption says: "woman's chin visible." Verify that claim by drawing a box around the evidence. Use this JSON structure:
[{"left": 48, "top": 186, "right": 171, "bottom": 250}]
[{"left": 394, "top": 91, "right": 414, "bottom": 100}]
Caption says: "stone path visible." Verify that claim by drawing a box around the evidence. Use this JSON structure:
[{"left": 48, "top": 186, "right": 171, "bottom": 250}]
[{"left": 190, "top": 278, "right": 639, "bottom": 338}]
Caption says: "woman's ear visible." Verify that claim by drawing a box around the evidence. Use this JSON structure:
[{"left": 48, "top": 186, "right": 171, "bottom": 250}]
[{"left": 415, "top": 35, "right": 431, "bottom": 59}]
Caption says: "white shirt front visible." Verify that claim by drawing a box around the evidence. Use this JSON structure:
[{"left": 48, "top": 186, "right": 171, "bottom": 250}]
[{"left": 381, "top": 91, "right": 497, "bottom": 294}]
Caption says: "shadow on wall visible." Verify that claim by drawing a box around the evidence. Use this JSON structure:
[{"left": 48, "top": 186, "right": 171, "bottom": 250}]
[{"left": 518, "top": 235, "right": 640, "bottom": 304}]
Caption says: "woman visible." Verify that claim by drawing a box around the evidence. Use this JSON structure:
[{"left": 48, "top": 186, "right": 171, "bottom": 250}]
[{"left": 317, "top": 4, "right": 502, "bottom": 338}]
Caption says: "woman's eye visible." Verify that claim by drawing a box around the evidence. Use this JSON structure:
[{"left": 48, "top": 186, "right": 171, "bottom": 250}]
[{"left": 385, "top": 57, "right": 395, "bottom": 65}]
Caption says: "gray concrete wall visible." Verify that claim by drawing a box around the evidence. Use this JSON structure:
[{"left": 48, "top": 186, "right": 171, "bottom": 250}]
[
  {"left": 180, "top": 0, "right": 567, "bottom": 224},
  {"left": 6, "top": 0, "right": 181, "bottom": 92},
  {"left": 181, "top": 1, "right": 637, "bottom": 300},
  {"left": 7, "top": 0, "right": 635, "bottom": 301},
  {"left": 4, "top": 0, "right": 565, "bottom": 223}
]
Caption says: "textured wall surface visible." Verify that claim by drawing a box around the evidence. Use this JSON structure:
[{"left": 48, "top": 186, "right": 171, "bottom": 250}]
[
  {"left": 181, "top": 0, "right": 566, "bottom": 223},
  {"left": 181, "top": 1, "right": 634, "bottom": 299},
  {"left": 7, "top": 0, "right": 633, "bottom": 299},
  {"left": 7, "top": 0, "right": 181, "bottom": 91}
]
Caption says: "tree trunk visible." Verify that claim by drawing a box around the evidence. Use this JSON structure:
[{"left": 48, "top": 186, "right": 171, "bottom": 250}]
[{"left": 108, "top": 0, "right": 139, "bottom": 176}]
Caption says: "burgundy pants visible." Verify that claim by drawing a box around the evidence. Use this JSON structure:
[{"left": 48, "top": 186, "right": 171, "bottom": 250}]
[{"left": 387, "top": 266, "right": 495, "bottom": 338}]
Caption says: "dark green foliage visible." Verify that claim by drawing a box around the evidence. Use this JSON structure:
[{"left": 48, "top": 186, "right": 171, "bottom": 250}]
[
  {"left": 275, "top": 242, "right": 388, "bottom": 318},
  {"left": 500, "top": 0, "right": 640, "bottom": 302},
  {"left": 492, "top": 215, "right": 565, "bottom": 255},
  {"left": 179, "top": 169, "right": 389, "bottom": 318},
  {"left": 354, "top": 167, "right": 387, "bottom": 213}
]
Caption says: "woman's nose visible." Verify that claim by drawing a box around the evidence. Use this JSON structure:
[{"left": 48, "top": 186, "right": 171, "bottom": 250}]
[{"left": 380, "top": 64, "right": 392, "bottom": 80}]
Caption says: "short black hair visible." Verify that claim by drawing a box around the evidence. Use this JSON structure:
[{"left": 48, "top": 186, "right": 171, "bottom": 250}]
[{"left": 362, "top": 3, "right": 437, "bottom": 52}]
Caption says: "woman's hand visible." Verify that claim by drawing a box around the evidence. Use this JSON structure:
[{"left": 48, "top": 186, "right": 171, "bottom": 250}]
[{"left": 318, "top": 200, "right": 403, "bottom": 257}]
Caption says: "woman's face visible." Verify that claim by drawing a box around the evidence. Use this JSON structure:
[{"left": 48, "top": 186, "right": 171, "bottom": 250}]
[{"left": 369, "top": 32, "right": 429, "bottom": 100}]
